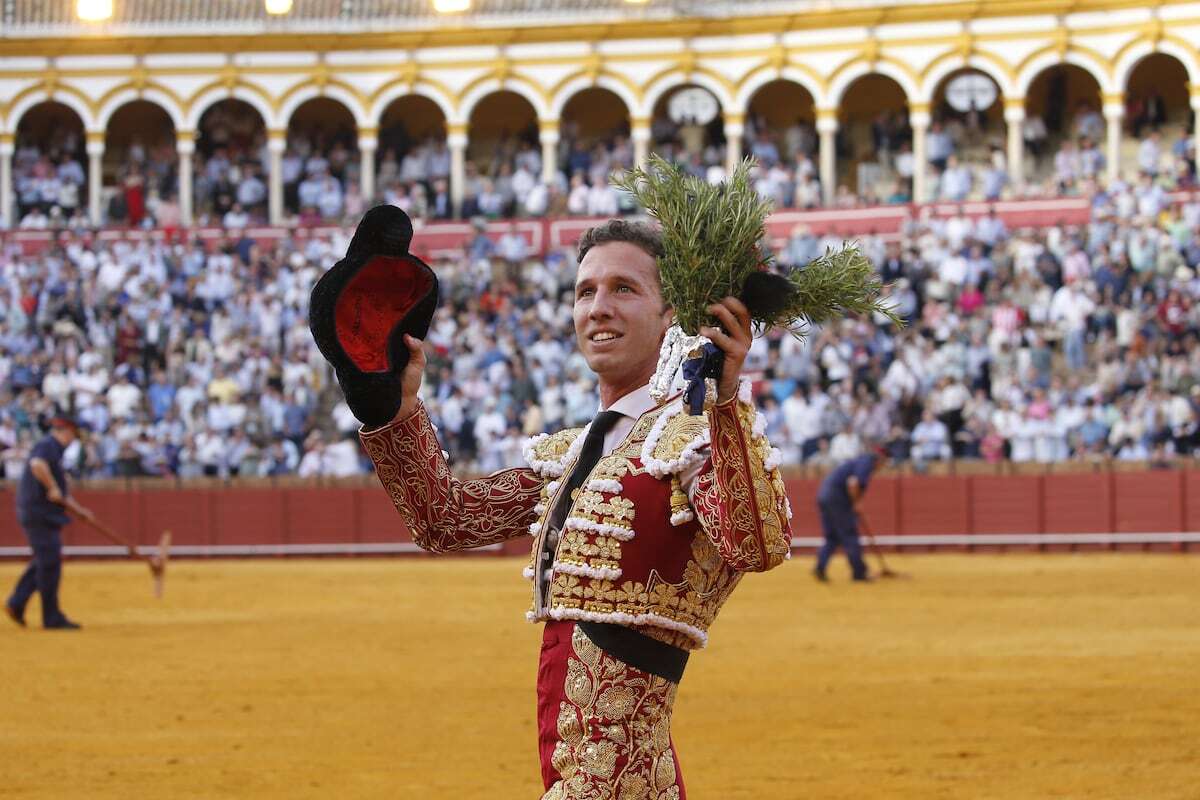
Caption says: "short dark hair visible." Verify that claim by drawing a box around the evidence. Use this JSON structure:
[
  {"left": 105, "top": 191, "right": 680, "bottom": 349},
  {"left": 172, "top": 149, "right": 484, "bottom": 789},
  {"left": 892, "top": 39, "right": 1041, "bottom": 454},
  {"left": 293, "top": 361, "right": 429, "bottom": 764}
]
[{"left": 576, "top": 220, "right": 663, "bottom": 265}]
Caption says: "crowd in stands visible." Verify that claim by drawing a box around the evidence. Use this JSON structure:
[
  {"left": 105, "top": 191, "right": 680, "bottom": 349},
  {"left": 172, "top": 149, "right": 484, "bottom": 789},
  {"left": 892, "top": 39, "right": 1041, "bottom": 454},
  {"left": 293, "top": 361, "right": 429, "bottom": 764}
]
[
  {"left": 5, "top": 166, "right": 1200, "bottom": 479},
  {"left": 11, "top": 127, "right": 89, "bottom": 231},
  {"left": 11, "top": 92, "right": 1196, "bottom": 231}
]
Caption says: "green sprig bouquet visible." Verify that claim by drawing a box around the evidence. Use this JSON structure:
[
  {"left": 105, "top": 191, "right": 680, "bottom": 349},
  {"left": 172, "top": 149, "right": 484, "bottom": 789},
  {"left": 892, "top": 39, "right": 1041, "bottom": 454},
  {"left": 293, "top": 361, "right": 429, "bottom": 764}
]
[{"left": 612, "top": 154, "right": 901, "bottom": 337}]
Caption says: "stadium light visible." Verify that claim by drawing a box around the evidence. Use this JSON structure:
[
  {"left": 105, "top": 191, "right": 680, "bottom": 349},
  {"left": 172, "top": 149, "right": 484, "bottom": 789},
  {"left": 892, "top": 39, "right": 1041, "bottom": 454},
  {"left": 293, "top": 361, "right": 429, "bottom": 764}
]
[
  {"left": 433, "top": 0, "right": 471, "bottom": 12},
  {"left": 265, "top": 0, "right": 294, "bottom": 15},
  {"left": 76, "top": 0, "right": 113, "bottom": 22}
]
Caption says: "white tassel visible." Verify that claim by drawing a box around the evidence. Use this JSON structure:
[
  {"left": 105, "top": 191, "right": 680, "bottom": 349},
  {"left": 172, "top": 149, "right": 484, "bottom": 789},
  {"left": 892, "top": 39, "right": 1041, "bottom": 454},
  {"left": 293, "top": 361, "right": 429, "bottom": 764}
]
[{"left": 670, "top": 509, "right": 695, "bottom": 526}]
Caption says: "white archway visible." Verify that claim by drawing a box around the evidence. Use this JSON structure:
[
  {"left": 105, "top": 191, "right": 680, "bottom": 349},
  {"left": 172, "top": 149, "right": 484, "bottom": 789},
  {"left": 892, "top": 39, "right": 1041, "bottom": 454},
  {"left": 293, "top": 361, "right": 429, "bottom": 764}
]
[
  {"left": 456, "top": 77, "right": 549, "bottom": 126},
  {"left": 1114, "top": 41, "right": 1200, "bottom": 90},
  {"left": 827, "top": 60, "right": 918, "bottom": 108},
  {"left": 639, "top": 71, "right": 735, "bottom": 120},
  {"left": 920, "top": 55, "right": 1015, "bottom": 104},
  {"left": 6, "top": 89, "right": 96, "bottom": 134},
  {"left": 185, "top": 85, "right": 276, "bottom": 131},
  {"left": 1016, "top": 50, "right": 1113, "bottom": 97},
  {"left": 735, "top": 67, "right": 826, "bottom": 111},
  {"left": 369, "top": 83, "right": 456, "bottom": 126},
  {"left": 96, "top": 89, "right": 185, "bottom": 132},
  {"left": 550, "top": 74, "right": 638, "bottom": 119},
  {"left": 278, "top": 83, "right": 370, "bottom": 129}
]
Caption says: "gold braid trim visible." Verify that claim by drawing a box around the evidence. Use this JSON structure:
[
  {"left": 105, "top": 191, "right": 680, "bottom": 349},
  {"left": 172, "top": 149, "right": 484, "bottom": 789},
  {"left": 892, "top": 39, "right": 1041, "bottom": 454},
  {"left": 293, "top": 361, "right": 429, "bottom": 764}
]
[
  {"left": 360, "top": 403, "right": 543, "bottom": 553},
  {"left": 543, "top": 625, "right": 683, "bottom": 800},
  {"left": 691, "top": 394, "right": 791, "bottom": 573}
]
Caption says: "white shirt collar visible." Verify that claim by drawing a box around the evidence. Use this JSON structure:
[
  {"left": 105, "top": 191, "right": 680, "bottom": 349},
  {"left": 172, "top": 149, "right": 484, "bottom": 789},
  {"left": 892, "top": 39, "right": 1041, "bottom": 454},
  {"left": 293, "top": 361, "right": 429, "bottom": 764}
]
[{"left": 599, "top": 382, "right": 655, "bottom": 421}]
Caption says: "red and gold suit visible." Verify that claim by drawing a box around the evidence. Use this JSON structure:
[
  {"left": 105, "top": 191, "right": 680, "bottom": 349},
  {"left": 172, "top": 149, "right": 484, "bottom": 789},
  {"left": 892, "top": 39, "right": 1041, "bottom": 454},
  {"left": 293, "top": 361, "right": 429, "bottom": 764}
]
[{"left": 360, "top": 379, "right": 792, "bottom": 799}]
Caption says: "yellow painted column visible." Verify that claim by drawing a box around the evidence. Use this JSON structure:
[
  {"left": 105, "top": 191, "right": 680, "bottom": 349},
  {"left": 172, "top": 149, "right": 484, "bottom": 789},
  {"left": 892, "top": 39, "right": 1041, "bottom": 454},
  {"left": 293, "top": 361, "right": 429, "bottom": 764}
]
[
  {"left": 909, "top": 102, "right": 930, "bottom": 204},
  {"left": 448, "top": 122, "right": 468, "bottom": 218},
  {"left": 358, "top": 126, "right": 378, "bottom": 204},
  {"left": 0, "top": 134, "right": 13, "bottom": 229},
  {"left": 1103, "top": 91, "right": 1125, "bottom": 186},
  {"left": 86, "top": 131, "right": 104, "bottom": 226},
  {"left": 724, "top": 112, "right": 745, "bottom": 176},
  {"left": 540, "top": 120, "right": 560, "bottom": 185},
  {"left": 267, "top": 128, "right": 286, "bottom": 225},
  {"left": 631, "top": 117, "right": 651, "bottom": 170},
  {"left": 816, "top": 108, "right": 838, "bottom": 206},
  {"left": 176, "top": 130, "right": 195, "bottom": 227},
  {"left": 1004, "top": 98, "right": 1026, "bottom": 193},
  {"left": 1191, "top": 84, "right": 1200, "bottom": 169}
]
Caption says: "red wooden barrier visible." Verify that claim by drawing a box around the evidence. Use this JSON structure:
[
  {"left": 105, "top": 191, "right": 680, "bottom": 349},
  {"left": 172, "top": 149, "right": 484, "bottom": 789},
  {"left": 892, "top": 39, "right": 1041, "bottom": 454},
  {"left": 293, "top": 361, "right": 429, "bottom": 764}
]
[
  {"left": 896, "top": 475, "right": 971, "bottom": 536},
  {"left": 968, "top": 476, "right": 1042, "bottom": 535},
  {"left": 1, "top": 469, "right": 1197, "bottom": 556},
  {"left": 1042, "top": 473, "right": 1114, "bottom": 533},
  {"left": 1112, "top": 472, "right": 1184, "bottom": 533}
]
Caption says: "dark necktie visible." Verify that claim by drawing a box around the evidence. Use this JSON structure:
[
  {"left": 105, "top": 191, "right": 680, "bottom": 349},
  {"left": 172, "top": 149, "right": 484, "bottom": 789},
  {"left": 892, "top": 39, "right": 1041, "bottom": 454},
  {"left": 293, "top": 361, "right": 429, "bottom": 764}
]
[{"left": 548, "top": 410, "right": 623, "bottom": 536}]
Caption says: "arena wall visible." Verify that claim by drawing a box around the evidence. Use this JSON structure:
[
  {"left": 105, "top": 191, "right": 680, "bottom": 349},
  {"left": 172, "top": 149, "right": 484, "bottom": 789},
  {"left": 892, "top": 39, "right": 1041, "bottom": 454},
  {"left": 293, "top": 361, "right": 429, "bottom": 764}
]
[{"left": 2, "top": 469, "right": 1196, "bottom": 559}]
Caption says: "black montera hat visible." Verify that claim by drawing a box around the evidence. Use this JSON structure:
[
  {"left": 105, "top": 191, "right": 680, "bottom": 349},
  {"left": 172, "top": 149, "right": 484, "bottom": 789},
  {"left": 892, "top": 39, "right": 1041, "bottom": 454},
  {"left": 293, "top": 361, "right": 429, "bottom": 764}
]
[{"left": 309, "top": 205, "right": 439, "bottom": 427}]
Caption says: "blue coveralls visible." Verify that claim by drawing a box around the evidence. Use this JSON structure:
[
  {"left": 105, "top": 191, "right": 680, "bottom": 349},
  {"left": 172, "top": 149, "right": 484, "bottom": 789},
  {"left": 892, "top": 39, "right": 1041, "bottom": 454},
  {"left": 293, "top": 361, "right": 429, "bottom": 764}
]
[
  {"left": 815, "top": 454, "right": 878, "bottom": 580},
  {"left": 6, "top": 435, "right": 72, "bottom": 626}
]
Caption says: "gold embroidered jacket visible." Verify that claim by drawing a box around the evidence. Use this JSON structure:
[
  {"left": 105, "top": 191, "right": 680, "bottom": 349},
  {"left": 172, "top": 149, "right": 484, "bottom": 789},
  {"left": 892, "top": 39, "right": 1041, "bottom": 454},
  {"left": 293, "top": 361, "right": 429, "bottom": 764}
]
[{"left": 359, "top": 381, "right": 793, "bottom": 650}]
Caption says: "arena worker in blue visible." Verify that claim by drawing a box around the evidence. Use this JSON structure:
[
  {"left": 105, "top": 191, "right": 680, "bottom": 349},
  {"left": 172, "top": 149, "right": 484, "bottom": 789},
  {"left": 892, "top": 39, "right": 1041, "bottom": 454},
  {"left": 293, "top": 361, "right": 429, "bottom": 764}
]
[
  {"left": 814, "top": 448, "right": 883, "bottom": 582},
  {"left": 5, "top": 416, "right": 94, "bottom": 630}
]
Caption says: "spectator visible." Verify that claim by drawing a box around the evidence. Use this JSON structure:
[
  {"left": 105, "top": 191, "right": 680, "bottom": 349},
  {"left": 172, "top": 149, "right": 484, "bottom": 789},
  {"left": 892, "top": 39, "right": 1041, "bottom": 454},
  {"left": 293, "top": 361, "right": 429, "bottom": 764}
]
[{"left": 911, "top": 409, "right": 951, "bottom": 461}]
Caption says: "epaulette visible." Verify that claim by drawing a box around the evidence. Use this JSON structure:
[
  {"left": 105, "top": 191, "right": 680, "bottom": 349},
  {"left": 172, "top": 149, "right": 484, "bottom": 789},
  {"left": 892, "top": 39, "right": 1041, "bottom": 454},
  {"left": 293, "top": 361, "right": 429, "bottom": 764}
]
[
  {"left": 522, "top": 426, "right": 586, "bottom": 478},
  {"left": 640, "top": 401, "right": 711, "bottom": 479}
]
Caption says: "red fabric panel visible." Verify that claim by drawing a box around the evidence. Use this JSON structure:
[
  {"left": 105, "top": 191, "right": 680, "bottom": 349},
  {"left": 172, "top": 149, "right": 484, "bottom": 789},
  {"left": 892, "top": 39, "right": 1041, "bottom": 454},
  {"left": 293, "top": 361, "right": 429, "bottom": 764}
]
[
  {"left": 139, "top": 488, "right": 213, "bottom": 546},
  {"left": 334, "top": 255, "right": 432, "bottom": 373},
  {"left": 896, "top": 475, "right": 969, "bottom": 535},
  {"left": 355, "top": 487, "right": 412, "bottom": 543},
  {"left": 969, "top": 476, "right": 1042, "bottom": 534},
  {"left": 1113, "top": 471, "right": 1183, "bottom": 533},
  {"left": 213, "top": 488, "right": 285, "bottom": 546},
  {"left": 282, "top": 487, "right": 354, "bottom": 544},
  {"left": 1043, "top": 473, "right": 1112, "bottom": 533}
]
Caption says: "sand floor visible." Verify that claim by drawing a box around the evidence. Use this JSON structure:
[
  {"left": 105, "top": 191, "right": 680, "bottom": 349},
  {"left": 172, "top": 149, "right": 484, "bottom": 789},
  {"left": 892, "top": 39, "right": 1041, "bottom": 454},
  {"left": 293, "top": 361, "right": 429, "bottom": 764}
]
[{"left": 0, "top": 554, "right": 1196, "bottom": 799}]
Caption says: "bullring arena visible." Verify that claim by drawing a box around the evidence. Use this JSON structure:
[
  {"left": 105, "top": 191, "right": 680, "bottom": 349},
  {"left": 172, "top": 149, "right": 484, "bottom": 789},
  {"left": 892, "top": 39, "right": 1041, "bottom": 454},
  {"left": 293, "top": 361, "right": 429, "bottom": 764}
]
[
  {"left": 3, "top": 0, "right": 1200, "bottom": 798},
  {"left": 0, "top": 554, "right": 1195, "bottom": 798}
]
